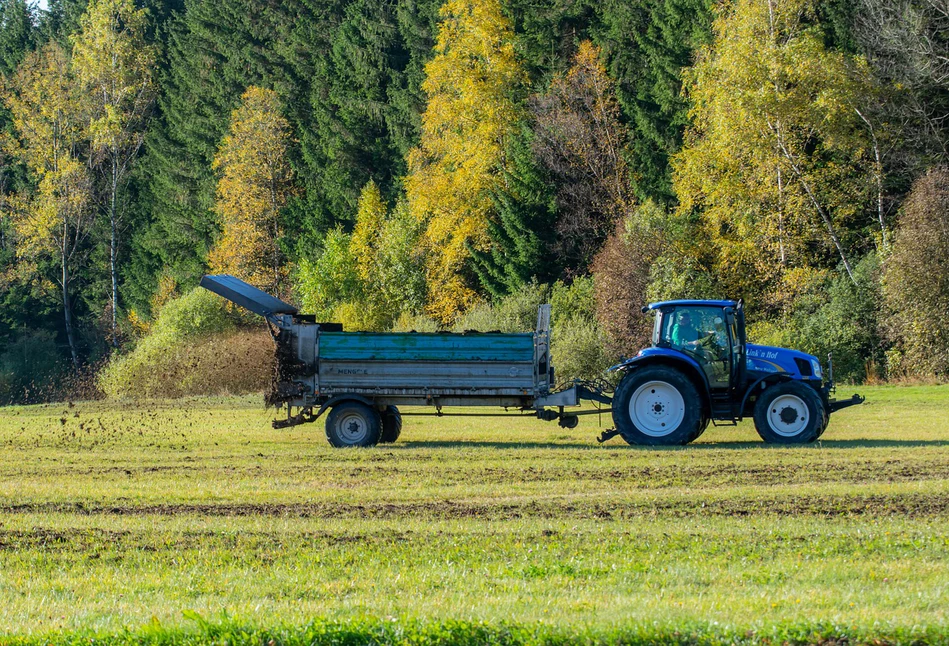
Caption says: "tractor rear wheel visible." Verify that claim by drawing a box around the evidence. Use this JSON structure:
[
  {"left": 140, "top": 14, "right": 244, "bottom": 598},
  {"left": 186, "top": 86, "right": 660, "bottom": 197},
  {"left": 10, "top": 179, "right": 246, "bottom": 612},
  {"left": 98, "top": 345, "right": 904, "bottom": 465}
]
[
  {"left": 753, "top": 381, "right": 824, "bottom": 444},
  {"left": 612, "top": 365, "right": 703, "bottom": 446},
  {"left": 325, "top": 401, "right": 382, "bottom": 448},
  {"left": 380, "top": 405, "right": 402, "bottom": 444}
]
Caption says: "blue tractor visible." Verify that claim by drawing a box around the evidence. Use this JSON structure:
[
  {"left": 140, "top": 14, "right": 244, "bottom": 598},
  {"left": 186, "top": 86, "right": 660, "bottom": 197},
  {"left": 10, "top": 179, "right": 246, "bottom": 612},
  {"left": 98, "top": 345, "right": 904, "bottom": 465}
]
[{"left": 608, "top": 299, "right": 864, "bottom": 445}]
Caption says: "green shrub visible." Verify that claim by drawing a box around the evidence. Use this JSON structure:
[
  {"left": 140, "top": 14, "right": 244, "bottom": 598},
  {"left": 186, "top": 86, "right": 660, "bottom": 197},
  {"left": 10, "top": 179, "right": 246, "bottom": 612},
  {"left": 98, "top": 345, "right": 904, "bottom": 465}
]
[
  {"left": 441, "top": 279, "right": 612, "bottom": 382},
  {"left": 295, "top": 197, "right": 427, "bottom": 332},
  {"left": 390, "top": 311, "right": 441, "bottom": 333},
  {"left": 748, "top": 254, "right": 883, "bottom": 383},
  {"left": 98, "top": 289, "right": 267, "bottom": 398},
  {"left": 550, "top": 316, "right": 612, "bottom": 384},
  {"left": 453, "top": 282, "right": 547, "bottom": 332}
]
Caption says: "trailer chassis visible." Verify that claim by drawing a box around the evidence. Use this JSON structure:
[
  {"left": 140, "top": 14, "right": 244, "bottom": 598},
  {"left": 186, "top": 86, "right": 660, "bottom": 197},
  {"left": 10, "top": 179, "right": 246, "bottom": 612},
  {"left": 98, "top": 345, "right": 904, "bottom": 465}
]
[{"left": 272, "top": 381, "right": 614, "bottom": 431}]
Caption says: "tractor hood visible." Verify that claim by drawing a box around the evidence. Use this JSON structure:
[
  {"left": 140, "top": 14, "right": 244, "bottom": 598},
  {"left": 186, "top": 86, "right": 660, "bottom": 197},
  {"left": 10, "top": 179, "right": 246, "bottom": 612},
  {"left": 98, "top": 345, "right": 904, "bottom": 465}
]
[{"left": 746, "top": 344, "right": 822, "bottom": 380}]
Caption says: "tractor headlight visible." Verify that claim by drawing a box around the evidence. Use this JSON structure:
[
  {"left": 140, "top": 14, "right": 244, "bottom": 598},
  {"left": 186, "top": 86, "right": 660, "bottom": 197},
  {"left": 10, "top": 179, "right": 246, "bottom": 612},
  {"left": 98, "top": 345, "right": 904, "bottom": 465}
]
[{"left": 811, "top": 359, "right": 823, "bottom": 379}]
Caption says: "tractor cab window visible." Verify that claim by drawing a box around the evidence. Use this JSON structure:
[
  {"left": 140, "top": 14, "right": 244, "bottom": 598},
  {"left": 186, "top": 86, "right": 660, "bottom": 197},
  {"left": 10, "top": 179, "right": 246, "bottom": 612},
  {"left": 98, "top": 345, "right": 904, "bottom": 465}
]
[{"left": 660, "top": 306, "right": 732, "bottom": 388}]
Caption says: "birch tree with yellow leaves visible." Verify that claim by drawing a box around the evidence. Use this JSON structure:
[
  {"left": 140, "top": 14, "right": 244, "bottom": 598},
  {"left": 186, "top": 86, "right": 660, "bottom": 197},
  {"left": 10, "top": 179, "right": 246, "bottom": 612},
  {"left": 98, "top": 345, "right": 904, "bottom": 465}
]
[
  {"left": 208, "top": 86, "right": 293, "bottom": 296},
  {"left": 4, "top": 43, "right": 92, "bottom": 370},
  {"left": 672, "top": 0, "right": 877, "bottom": 306},
  {"left": 71, "top": 0, "right": 156, "bottom": 346},
  {"left": 405, "top": 0, "right": 526, "bottom": 323}
]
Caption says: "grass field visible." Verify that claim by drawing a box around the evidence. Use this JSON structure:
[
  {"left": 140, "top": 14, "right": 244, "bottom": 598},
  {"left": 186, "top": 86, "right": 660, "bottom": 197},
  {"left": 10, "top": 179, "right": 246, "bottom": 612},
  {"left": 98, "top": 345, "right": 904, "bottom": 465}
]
[{"left": 0, "top": 384, "right": 948, "bottom": 644}]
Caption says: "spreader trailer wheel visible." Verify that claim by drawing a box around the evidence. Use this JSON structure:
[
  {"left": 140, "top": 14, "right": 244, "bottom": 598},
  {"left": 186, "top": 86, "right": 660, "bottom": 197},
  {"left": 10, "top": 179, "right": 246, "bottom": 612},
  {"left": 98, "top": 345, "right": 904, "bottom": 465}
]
[
  {"left": 753, "top": 381, "right": 824, "bottom": 444},
  {"left": 612, "top": 365, "right": 703, "bottom": 446},
  {"left": 325, "top": 401, "right": 383, "bottom": 448},
  {"left": 380, "top": 405, "right": 402, "bottom": 444}
]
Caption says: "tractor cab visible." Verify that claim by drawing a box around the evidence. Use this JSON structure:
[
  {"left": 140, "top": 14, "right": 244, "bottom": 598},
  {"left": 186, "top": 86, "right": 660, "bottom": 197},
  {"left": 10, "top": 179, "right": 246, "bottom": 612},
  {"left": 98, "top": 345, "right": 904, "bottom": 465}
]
[{"left": 648, "top": 299, "right": 746, "bottom": 396}]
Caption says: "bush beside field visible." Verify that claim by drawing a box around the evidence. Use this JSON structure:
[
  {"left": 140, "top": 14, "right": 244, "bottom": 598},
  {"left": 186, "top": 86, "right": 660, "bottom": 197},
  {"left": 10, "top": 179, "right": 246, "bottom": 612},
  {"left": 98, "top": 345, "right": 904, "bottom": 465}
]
[{"left": 99, "top": 289, "right": 271, "bottom": 399}]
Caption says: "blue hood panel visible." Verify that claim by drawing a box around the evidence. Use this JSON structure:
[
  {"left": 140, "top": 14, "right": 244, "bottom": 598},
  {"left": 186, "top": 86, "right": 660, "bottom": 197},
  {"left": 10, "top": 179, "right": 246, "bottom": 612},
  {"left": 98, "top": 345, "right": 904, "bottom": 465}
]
[{"left": 746, "top": 344, "right": 818, "bottom": 377}]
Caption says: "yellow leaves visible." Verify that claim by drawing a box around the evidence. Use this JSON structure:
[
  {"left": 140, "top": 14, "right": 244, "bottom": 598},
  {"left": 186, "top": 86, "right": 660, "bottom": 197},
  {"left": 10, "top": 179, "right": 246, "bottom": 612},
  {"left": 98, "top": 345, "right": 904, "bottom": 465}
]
[
  {"left": 126, "top": 309, "right": 150, "bottom": 338},
  {"left": 351, "top": 180, "right": 386, "bottom": 281},
  {"left": 70, "top": 0, "right": 155, "bottom": 132},
  {"left": 406, "top": 0, "right": 525, "bottom": 323},
  {"left": 3, "top": 43, "right": 92, "bottom": 264},
  {"left": 208, "top": 87, "right": 292, "bottom": 295},
  {"left": 673, "top": 0, "right": 876, "bottom": 303}
]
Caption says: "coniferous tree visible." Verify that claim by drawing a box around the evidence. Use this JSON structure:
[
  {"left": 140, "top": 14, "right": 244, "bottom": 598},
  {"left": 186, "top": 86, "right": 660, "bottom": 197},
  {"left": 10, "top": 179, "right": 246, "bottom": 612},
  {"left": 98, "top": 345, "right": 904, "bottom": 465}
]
[
  {"left": 470, "top": 123, "right": 558, "bottom": 298},
  {"left": 591, "top": 0, "right": 714, "bottom": 204},
  {"left": 0, "top": 0, "right": 34, "bottom": 78},
  {"left": 134, "top": 0, "right": 283, "bottom": 293}
]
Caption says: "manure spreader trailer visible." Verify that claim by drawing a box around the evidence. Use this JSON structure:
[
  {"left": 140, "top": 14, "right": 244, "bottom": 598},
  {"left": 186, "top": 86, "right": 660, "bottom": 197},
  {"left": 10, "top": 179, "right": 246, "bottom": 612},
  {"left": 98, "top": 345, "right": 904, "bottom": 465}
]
[{"left": 201, "top": 275, "right": 863, "bottom": 447}]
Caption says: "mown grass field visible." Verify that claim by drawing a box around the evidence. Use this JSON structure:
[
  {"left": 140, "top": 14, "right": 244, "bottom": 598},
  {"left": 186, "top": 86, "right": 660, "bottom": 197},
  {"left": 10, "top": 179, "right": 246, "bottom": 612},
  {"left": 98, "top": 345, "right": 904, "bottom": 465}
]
[{"left": 0, "top": 385, "right": 947, "bottom": 644}]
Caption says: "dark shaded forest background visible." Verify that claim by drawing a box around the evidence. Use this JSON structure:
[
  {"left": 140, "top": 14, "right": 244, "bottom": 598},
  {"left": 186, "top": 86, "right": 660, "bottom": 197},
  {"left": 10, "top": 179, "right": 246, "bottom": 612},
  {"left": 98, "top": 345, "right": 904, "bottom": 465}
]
[{"left": 0, "top": 0, "right": 947, "bottom": 402}]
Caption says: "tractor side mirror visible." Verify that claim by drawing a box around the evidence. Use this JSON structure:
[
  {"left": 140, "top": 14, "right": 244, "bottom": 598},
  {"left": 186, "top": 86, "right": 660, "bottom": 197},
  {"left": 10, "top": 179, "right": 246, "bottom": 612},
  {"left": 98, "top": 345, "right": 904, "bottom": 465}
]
[{"left": 723, "top": 307, "right": 735, "bottom": 325}]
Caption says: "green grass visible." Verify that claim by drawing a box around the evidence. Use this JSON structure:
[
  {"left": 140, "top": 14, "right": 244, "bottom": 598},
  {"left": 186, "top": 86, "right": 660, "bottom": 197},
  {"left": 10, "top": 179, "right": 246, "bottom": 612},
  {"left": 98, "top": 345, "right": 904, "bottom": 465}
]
[{"left": 0, "top": 385, "right": 947, "bottom": 643}]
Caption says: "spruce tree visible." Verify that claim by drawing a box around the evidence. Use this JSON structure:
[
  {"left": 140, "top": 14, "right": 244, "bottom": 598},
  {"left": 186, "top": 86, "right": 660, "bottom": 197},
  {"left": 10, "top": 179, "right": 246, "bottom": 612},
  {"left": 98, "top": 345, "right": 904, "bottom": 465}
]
[
  {"left": 591, "top": 0, "right": 714, "bottom": 204},
  {"left": 470, "top": 123, "right": 558, "bottom": 298},
  {"left": 0, "top": 0, "right": 34, "bottom": 77},
  {"left": 133, "top": 0, "right": 285, "bottom": 293}
]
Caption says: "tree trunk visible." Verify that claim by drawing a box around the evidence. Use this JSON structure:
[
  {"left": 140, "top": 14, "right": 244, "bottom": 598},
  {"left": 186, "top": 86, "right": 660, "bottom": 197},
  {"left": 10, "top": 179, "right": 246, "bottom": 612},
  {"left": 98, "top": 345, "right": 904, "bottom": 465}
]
[
  {"left": 777, "top": 163, "right": 786, "bottom": 266},
  {"left": 110, "top": 157, "right": 119, "bottom": 347},
  {"left": 62, "top": 255, "right": 80, "bottom": 372},
  {"left": 854, "top": 107, "right": 887, "bottom": 249}
]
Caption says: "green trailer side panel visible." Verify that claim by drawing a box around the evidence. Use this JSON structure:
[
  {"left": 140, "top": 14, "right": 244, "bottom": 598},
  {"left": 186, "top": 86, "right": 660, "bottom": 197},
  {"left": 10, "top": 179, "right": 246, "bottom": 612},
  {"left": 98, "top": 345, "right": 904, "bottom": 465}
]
[{"left": 319, "top": 332, "right": 535, "bottom": 362}]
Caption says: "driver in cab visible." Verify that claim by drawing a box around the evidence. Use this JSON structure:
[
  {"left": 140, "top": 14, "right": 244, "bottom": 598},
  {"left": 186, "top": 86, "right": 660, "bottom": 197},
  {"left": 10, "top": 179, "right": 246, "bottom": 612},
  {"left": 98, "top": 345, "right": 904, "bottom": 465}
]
[{"left": 671, "top": 310, "right": 703, "bottom": 351}]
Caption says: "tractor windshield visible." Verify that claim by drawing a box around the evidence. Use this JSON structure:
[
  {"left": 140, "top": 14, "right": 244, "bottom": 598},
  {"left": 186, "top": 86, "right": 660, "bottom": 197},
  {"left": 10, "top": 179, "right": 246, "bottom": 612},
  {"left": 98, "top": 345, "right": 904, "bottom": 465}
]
[{"left": 659, "top": 305, "right": 727, "bottom": 359}]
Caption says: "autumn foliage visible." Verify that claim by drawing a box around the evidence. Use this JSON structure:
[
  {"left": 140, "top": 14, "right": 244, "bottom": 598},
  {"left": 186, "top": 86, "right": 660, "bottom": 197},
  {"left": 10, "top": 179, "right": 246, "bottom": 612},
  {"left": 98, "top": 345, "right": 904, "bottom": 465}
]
[
  {"left": 208, "top": 86, "right": 293, "bottom": 296},
  {"left": 531, "top": 41, "right": 636, "bottom": 273},
  {"left": 405, "top": 0, "right": 525, "bottom": 322}
]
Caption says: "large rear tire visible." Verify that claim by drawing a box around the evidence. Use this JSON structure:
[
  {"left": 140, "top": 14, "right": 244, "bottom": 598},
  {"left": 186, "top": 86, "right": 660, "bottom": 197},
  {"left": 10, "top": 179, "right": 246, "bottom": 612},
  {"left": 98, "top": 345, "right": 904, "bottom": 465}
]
[
  {"left": 753, "top": 381, "right": 824, "bottom": 444},
  {"left": 380, "top": 405, "right": 402, "bottom": 444},
  {"left": 612, "top": 366, "right": 703, "bottom": 446},
  {"left": 325, "top": 401, "right": 382, "bottom": 448}
]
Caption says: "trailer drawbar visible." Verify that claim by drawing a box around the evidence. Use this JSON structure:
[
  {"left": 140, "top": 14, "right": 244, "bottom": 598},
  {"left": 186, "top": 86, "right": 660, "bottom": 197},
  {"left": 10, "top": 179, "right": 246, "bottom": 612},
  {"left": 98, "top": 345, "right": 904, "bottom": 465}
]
[{"left": 201, "top": 275, "right": 863, "bottom": 447}]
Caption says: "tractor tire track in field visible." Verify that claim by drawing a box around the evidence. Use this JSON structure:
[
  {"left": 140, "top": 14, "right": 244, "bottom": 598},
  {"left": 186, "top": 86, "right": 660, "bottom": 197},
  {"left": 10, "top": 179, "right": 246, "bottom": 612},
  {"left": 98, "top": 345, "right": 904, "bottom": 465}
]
[
  {"left": 3, "top": 491, "right": 949, "bottom": 519},
  {"left": 0, "top": 527, "right": 404, "bottom": 552},
  {"left": 6, "top": 457, "right": 949, "bottom": 488}
]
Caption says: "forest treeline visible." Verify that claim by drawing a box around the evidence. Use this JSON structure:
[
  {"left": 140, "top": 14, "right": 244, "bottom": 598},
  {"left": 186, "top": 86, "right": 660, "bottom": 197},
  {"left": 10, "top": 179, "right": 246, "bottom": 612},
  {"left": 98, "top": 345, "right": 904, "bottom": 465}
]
[{"left": 0, "top": 0, "right": 947, "bottom": 401}]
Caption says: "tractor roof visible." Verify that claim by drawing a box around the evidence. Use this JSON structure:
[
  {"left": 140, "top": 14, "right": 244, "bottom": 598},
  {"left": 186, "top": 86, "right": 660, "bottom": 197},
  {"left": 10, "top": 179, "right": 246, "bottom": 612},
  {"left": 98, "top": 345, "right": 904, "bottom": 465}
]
[{"left": 644, "top": 299, "right": 739, "bottom": 311}]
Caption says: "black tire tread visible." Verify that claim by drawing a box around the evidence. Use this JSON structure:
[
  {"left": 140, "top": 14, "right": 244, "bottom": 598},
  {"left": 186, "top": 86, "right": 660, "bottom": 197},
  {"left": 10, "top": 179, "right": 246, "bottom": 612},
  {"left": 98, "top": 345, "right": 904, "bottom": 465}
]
[
  {"left": 380, "top": 405, "right": 402, "bottom": 443},
  {"left": 612, "top": 365, "right": 703, "bottom": 446}
]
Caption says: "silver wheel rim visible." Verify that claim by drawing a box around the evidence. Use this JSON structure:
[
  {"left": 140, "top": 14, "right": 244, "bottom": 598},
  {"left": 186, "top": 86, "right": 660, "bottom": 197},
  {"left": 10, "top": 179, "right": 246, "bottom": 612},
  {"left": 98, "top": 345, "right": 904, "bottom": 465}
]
[
  {"left": 630, "top": 380, "right": 685, "bottom": 437},
  {"left": 336, "top": 410, "right": 370, "bottom": 444},
  {"left": 767, "top": 394, "right": 810, "bottom": 437}
]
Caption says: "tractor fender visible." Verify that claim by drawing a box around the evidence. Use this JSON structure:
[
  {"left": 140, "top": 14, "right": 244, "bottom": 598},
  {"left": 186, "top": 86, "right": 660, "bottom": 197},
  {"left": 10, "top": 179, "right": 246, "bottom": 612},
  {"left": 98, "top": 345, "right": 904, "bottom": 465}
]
[
  {"left": 314, "top": 393, "right": 377, "bottom": 420},
  {"left": 738, "top": 373, "right": 795, "bottom": 417},
  {"left": 611, "top": 351, "right": 713, "bottom": 416}
]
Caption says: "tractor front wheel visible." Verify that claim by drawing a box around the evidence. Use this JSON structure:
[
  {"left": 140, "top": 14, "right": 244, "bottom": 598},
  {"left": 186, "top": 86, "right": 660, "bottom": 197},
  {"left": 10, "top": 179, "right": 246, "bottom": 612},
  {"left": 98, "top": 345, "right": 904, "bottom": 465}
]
[
  {"left": 753, "top": 381, "right": 824, "bottom": 444},
  {"left": 325, "top": 401, "right": 382, "bottom": 448},
  {"left": 612, "top": 366, "right": 704, "bottom": 446}
]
